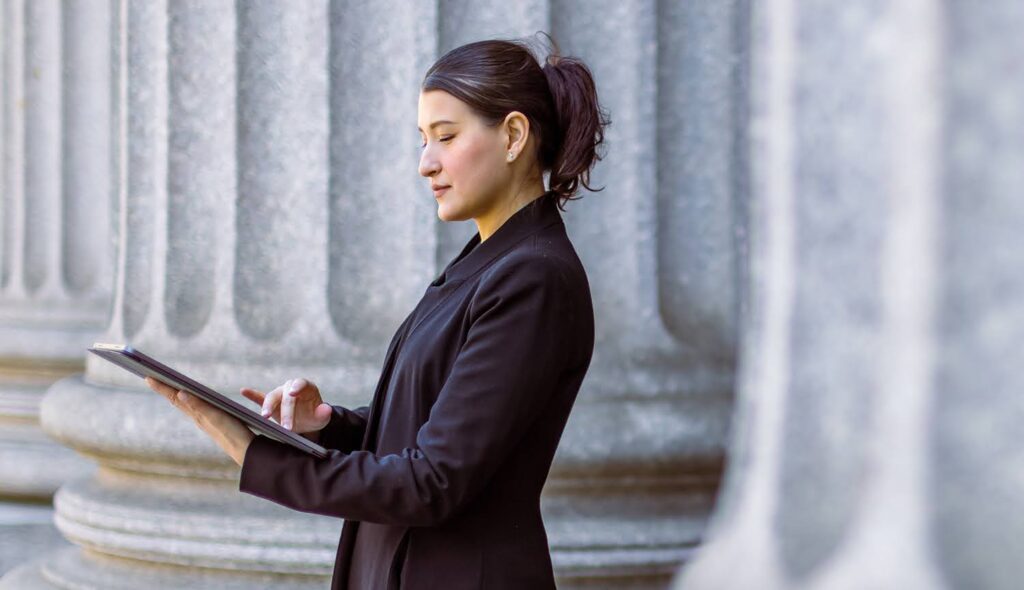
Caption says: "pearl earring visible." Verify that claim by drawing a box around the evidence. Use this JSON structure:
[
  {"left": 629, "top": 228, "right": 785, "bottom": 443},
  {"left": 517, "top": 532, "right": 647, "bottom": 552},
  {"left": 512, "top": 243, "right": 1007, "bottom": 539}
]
[{"left": 507, "top": 152, "right": 514, "bottom": 161}]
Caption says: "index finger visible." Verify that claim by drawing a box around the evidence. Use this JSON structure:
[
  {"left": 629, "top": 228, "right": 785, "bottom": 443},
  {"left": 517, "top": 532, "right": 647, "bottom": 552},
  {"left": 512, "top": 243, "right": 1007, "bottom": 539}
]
[
  {"left": 240, "top": 387, "right": 265, "bottom": 406},
  {"left": 260, "top": 385, "right": 285, "bottom": 419}
]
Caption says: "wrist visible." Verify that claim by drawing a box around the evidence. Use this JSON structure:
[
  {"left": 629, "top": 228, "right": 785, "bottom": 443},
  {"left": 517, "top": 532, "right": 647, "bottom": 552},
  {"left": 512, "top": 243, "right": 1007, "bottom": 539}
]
[{"left": 234, "top": 431, "right": 256, "bottom": 466}]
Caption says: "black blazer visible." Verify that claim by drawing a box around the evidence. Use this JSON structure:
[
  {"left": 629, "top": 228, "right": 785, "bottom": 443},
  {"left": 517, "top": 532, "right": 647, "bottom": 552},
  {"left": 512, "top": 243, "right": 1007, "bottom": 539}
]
[{"left": 239, "top": 192, "right": 595, "bottom": 589}]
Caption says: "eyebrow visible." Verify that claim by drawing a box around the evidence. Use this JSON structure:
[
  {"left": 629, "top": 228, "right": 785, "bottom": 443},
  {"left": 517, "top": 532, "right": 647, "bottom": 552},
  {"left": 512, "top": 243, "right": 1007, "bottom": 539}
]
[{"left": 417, "top": 120, "right": 457, "bottom": 132}]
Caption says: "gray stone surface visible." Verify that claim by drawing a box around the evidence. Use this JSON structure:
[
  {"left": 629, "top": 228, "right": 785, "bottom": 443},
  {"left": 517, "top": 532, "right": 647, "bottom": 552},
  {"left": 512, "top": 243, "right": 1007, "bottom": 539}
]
[
  {"left": 2, "top": 548, "right": 327, "bottom": 590},
  {"left": 675, "top": 0, "right": 1024, "bottom": 589},
  {"left": 0, "top": 0, "right": 108, "bottom": 574},
  {"left": 931, "top": 3, "right": 1024, "bottom": 589},
  {"left": 0, "top": 503, "right": 70, "bottom": 580}
]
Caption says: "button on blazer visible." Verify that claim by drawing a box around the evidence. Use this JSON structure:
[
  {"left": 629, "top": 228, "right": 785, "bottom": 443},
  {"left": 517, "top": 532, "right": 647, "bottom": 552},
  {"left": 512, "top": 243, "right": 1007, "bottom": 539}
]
[{"left": 239, "top": 192, "right": 595, "bottom": 590}]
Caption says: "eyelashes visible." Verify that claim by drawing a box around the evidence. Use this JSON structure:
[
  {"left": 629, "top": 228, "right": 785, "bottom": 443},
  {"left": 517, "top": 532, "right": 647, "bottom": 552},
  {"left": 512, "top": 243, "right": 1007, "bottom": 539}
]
[{"left": 419, "top": 135, "right": 454, "bottom": 149}]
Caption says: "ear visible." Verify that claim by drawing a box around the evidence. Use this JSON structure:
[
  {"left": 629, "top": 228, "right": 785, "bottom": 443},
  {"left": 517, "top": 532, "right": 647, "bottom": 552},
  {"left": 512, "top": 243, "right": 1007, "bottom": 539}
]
[{"left": 502, "top": 111, "right": 530, "bottom": 158}]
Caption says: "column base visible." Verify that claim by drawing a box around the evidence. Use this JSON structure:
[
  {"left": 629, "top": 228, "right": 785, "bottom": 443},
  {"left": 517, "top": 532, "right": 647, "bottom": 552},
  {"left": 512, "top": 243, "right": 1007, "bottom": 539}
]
[
  {"left": 0, "top": 547, "right": 329, "bottom": 590},
  {"left": 0, "top": 502, "right": 72, "bottom": 579},
  {"left": 0, "top": 422, "right": 95, "bottom": 498}
]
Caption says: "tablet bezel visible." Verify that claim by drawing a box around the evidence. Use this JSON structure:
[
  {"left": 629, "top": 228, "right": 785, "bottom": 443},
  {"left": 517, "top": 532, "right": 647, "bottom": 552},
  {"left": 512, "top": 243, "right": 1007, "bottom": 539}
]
[{"left": 87, "top": 342, "right": 329, "bottom": 459}]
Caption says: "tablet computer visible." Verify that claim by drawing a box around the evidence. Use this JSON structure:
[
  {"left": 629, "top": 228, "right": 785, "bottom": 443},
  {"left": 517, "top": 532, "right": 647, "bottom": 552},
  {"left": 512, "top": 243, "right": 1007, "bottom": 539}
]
[{"left": 87, "top": 342, "right": 328, "bottom": 459}]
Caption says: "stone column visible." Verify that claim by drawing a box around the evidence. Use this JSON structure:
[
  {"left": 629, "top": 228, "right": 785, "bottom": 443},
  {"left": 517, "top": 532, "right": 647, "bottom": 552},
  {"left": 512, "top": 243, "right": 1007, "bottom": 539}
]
[
  {"left": 541, "top": 2, "right": 748, "bottom": 587},
  {"left": 0, "top": 0, "right": 111, "bottom": 576},
  {"left": 2, "top": 0, "right": 435, "bottom": 587},
  {"left": 676, "top": 1, "right": 1024, "bottom": 589}
]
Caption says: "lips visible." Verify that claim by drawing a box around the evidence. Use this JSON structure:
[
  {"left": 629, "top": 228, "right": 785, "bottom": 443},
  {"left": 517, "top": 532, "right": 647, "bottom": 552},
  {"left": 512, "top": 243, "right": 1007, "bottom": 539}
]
[{"left": 432, "top": 185, "right": 450, "bottom": 196}]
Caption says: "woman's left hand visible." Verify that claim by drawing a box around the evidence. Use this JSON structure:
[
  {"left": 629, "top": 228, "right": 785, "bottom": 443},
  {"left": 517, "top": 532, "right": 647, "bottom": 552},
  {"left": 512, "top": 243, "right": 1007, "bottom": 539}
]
[{"left": 145, "top": 376, "right": 256, "bottom": 467}]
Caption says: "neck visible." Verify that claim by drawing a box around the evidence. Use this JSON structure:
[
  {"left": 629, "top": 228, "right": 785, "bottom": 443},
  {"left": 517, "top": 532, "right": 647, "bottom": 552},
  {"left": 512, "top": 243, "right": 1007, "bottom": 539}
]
[{"left": 475, "top": 181, "right": 548, "bottom": 242}]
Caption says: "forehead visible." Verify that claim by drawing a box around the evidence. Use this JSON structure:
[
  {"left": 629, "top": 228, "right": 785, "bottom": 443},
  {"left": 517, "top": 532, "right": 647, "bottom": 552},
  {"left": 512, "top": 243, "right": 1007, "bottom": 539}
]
[{"left": 417, "top": 90, "right": 472, "bottom": 130}]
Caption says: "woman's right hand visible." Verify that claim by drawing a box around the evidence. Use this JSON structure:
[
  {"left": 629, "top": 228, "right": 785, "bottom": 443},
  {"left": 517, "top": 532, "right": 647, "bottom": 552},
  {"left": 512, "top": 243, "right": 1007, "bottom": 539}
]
[{"left": 240, "top": 378, "right": 333, "bottom": 434}]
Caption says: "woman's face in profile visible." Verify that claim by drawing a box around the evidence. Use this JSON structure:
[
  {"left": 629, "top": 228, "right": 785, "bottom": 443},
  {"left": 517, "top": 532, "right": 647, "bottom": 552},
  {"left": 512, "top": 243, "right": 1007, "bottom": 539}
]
[{"left": 418, "top": 89, "right": 511, "bottom": 222}]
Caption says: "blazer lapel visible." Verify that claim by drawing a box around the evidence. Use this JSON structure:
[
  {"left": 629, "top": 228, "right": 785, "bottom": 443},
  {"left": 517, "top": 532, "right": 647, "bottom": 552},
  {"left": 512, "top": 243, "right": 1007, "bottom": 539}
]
[
  {"left": 359, "top": 191, "right": 563, "bottom": 452},
  {"left": 359, "top": 312, "right": 414, "bottom": 453}
]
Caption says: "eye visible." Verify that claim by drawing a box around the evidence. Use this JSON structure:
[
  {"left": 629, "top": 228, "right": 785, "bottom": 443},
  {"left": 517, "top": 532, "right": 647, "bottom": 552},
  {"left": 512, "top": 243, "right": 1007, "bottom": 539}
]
[{"left": 418, "top": 135, "right": 454, "bottom": 149}]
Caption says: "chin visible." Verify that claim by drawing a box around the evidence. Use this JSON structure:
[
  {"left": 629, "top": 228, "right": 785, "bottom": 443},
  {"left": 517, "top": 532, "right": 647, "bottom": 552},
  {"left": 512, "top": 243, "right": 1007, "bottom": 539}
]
[{"left": 436, "top": 199, "right": 470, "bottom": 222}]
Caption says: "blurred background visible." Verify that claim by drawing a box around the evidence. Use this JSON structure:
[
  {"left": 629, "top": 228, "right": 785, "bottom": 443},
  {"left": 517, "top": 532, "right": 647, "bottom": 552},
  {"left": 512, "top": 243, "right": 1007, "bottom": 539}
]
[{"left": 0, "top": 1, "right": 1020, "bottom": 589}]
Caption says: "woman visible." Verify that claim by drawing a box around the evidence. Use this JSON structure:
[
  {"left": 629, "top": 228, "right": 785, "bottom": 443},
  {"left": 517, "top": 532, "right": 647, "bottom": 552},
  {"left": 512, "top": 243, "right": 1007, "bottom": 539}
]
[{"left": 146, "top": 34, "right": 609, "bottom": 590}]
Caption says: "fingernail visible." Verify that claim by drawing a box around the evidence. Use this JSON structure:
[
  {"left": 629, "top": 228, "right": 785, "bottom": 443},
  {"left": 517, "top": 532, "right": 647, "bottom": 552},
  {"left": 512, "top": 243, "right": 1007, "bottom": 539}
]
[{"left": 177, "top": 391, "right": 187, "bottom": 402}]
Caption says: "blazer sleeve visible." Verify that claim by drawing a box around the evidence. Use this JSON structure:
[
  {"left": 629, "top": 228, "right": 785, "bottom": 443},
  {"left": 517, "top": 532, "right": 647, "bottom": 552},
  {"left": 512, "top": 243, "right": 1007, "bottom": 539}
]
[
  {"left": 314, "top": 404, "right": 370, "bottom": 453},
  {"left": 238, "top": 255, "right": 574, "bottom": 527}
]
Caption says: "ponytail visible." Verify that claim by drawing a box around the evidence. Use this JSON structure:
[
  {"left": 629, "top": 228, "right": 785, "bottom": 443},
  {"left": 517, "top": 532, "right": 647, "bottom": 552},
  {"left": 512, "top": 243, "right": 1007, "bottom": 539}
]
[{"left": 542, "top": 50, "right": 611, "bottom": 207}]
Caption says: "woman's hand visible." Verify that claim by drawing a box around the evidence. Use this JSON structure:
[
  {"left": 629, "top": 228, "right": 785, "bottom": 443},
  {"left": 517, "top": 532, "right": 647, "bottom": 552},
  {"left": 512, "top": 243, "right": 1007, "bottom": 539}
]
[
  {"left": 240, "top": 378, "right": 333, "bottom": 437},
  {"left": 144, "top": 377, "right": 255, "bottom": 467}
]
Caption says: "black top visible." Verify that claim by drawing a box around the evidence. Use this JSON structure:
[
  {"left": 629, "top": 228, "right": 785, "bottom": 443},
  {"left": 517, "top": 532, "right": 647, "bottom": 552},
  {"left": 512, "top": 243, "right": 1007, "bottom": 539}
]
[{"left": 239, "top": 191, "right": 595, "bottom": 590}]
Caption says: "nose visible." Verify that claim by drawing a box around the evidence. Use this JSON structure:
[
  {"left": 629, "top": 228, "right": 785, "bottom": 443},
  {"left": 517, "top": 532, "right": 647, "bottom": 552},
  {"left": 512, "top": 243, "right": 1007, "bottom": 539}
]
[{"left": 419, "top": 146, "right": 440, "bottom": 178}]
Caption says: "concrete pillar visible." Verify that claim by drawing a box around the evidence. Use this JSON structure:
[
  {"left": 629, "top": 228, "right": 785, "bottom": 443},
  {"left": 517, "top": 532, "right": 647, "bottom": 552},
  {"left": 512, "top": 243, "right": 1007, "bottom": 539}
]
[
  {"left": 543, "top": 1, "right": 748, "bottom": 587},
  {"left": 0, "top": 0, "right": 111, "bottom": 577},
  {"left": 2, "top": 0, "right": 433, "bottom": 587},
  {"left": 676, "top": 1, "right": 1024, "bottom": 589}
]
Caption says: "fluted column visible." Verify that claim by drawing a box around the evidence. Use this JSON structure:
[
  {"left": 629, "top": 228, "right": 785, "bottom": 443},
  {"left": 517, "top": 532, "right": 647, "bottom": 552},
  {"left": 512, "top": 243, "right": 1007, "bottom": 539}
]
[
  {"left": 2, "top": 0, "right": 435, "bottom": 587},
  {"left": 676, "top": 1, "right": 1024, "bottom": 589},
  {"left": 0, "top": 0, "right": 110, "bottom": 499},
  {"left": 523, "top": 1, "right": 748, "bottom": 587},
  {"left": 0, "top": 0, "right": 111, "bottom": 576}
]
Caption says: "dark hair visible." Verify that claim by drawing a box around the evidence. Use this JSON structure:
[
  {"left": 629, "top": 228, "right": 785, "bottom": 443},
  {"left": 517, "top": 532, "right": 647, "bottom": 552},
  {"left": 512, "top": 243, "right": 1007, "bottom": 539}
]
[{"left": 421, "top": 32, "right": 611, "bottom": 210}]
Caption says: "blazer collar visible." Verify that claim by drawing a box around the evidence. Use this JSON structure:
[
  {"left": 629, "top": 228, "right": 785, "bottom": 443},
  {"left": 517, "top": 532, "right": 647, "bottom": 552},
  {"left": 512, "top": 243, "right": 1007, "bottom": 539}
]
[{"left": 431, "top": 191, "right": 562, "bottom": 287}]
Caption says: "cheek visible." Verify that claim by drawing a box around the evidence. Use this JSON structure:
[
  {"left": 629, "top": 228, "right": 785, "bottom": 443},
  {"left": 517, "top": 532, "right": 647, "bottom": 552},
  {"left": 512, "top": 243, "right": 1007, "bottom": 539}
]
[{"left": 449, "top": 138, "right": 498, "bottom": 184}]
